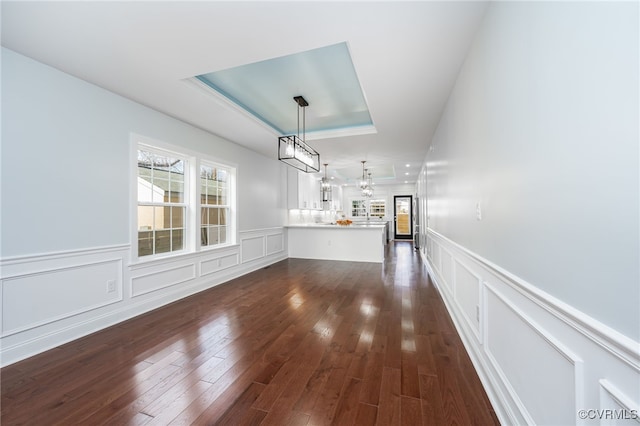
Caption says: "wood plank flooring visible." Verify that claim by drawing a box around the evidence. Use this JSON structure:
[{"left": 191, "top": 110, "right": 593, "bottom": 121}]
[{"left": 1, "top": 241, "right": 499, "bottom": 425}]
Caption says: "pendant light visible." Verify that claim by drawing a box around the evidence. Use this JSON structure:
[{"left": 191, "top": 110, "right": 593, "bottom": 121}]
[
  {"left": 320, "top": 163, "right": 332, "bottom": 205},
  {"left": 278, "top": 96, "right": 320, "bottom": 173},
  {"left": 358, "top": 160, "right": 374, "bottom": 197},
  {"left": 362, "top": 170, "right": 374, "bottom": 198},
  {"left": 359, "top": 160, "right": 368, "bottom": 190}
]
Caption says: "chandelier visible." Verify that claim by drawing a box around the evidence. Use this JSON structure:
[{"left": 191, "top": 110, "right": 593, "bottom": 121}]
[
  {"left": 359, "top": 160, "right": 368, "bottom": 190},
  {"left": 362, "top": 171, "right": 374, "bottom": 198},
  {"left": 320, "top": 163, "right": 332, "bottom": 205},
  {"left": 278, "top": 96, "right": 320, "bottom": 173},
  {"left": 359, "top": 160, "right": 374, "bottom": 198}
]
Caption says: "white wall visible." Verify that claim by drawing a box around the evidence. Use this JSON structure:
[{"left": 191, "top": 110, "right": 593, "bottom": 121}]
[
  {"left": 424, "top": 0, "right": 639, "bottom": 342},
  {"left": 416, "top": 2, "right": 639, "bottom": 424},
  {"left": 1, "top": 48, "right": 286, "bottom": 257},
  {"left": 0, "top": 48, "right": 288, "bottom": 365}
]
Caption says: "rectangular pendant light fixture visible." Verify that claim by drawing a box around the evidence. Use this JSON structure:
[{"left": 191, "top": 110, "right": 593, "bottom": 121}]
[
  {"left": 278, "top": 135, "right": 320, "bottom": 173},
  {"left": 278, "top": 96, "right": 320, "bottom": 173}
]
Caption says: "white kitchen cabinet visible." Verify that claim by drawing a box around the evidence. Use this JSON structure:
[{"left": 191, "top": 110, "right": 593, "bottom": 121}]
[
  {"left": 321, "top": 183, "right": 342, "bottom": 212},
  {"left": 331, "top": 184, "right": 343, "bottom": 212},
  {"left": 287, "top": 168, "right": 322, "bottom": 210},
  {"left": 308, "top": 175, "right": 321, "bottom": 209}
]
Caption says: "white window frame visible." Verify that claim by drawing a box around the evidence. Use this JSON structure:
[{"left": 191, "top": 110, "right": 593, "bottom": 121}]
[
  {"left": 198, "top": 159, "right": 236, "bottom": 250},
  {"left": 349, "top": 198, "right": 386, "bottom": 218},
  {"left": 369, "top": 199, "right": 386, "bottom": 218},
  {"left": 131, "top": 134, "right": 237, "bottom": 263},
  {"left": 351, "top": 199, "right": 367, "bottom": 217}
]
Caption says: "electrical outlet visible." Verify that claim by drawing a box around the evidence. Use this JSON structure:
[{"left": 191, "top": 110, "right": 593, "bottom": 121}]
[
  {"left": 475, "top": 202, "right": 482, "bottom": 221},
  {"left": 107, "top": 280, "right": 116, "bottom": 293},
  {"left": 476, "top": 305, "right": 480, "bottom": 322}
]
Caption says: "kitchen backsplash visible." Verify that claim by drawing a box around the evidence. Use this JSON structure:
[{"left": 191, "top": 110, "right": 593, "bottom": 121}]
[
  {"left": 287, "top": 209, "right": 387, "bottom": 225},
  {"left": 287, "top": 209, "right": 336, "bottom": 225}
]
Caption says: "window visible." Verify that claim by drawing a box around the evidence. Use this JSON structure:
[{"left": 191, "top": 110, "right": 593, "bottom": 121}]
[
  {"left": 350, "top": 199, "right": 386, "bottom": 218},
  {"left": 351, "top": 199, "right": 367, "bottom": 217},
  {"left": 200, "top": 162, "right": 231, "bottom": 247},
  {"left": 135, "top": 138, "right": 236, "bottom": 260},
  {"left": 137, "top": 149, "right": 187, "bottom": 257},
  {"left": 370, "top": 199, "right": 386, "bottom": 218}
]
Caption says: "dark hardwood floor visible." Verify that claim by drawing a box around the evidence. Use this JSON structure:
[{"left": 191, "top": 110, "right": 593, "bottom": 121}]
[{"left": 1, "top": 241, "right": 499, "bottom": 425}]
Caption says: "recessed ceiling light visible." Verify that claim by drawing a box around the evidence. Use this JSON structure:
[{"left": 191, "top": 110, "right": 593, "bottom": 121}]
[
  {"left": 406, "top": 164, "right": 410, "bottom": 167},
  {"left": 405, "top": 172, "right": 409, "bottom": 175},
  {"left": 404, "top": 181, "right": 408, "bottom": 184}
]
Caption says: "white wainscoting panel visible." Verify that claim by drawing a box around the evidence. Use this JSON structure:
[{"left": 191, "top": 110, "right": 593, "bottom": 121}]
[
  {"left": 0, "top": 227, "right": 287, "bottom": 367},
  {"left": 432, "top": 241, "right": 441, "bottom": 273},
  {"left": 0, "top": 245, "right": 129, "bottom": 366},
  {"left": 486, "top": 285, "right": 583, "bottom": 425},
  {"left": 266, "top": 232, "right": 284, "bottom": 256},
  {"left": 131, "top": 263, "right": 196, "bottom": 297},
  {"left": 441, "top": 248, "right": 453, "bottom": 294},
  {"left": 2, "top": 258, "right": 123, "bottom": 336},
  {"left": 598, "top": 380, "right": 640, "bottom": 425},
  {"left": 423, "top": 229, "right": 640, "bottom": 426},
  {"left": 241, "top": 235, "right": 266, "bottom": 264},
  {"left": 240, "top": 227, "right": 285, "bottom": 264},
  {"left": 200, "top": 252, "right": 239, "bottom": 276},
  {"left": 454, "top": 259, "right": 481, "bottom": 342}
]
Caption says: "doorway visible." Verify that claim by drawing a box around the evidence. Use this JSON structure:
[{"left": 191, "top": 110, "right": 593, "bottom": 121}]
[{"left": 393, "top": 195, "right": 413, "bottom": 240}]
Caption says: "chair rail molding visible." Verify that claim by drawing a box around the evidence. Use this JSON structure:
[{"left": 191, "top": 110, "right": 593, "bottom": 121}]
[{"left": 422, "top": 228, "right": 640, "bottom": 426}]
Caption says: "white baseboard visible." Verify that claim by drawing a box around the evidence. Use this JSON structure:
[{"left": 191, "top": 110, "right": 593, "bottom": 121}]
[{"left": 422, "top": 229, "right": 640, "bottom": 426}]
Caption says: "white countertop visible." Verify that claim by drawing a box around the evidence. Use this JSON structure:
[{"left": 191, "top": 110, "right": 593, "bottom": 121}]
[{"left": 286, "top": 223, "right": 386, "bottom": 229}]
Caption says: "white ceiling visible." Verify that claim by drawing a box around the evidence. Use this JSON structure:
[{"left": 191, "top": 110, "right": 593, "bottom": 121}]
[{"left": 1, "top": 1, "right": 488, "bottom": 185}]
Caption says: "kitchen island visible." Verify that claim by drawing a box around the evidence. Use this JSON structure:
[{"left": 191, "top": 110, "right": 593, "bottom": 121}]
[{"left": 286, "top": 223, "right": 387, "bottom": 263}]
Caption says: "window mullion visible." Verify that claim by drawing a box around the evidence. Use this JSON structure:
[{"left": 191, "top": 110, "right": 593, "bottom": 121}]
[{"left": 136, "top": 140, "right": 235, "bottom": 260}]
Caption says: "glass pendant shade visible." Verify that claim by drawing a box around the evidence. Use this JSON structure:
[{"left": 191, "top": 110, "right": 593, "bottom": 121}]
[
  {"left": 278, "top": 135, "right": 320, "bottom": 173},
  {"left": 362, "top": 168, "right": 373, "bottom": 198},
  {"left": 359, "top": 160, "right": 368, "bottom": 190},
  {"left": 321, "top": 163, "right": 332, "bottom": 204}
]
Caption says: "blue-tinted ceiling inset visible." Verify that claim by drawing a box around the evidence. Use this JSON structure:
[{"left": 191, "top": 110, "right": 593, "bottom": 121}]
[{"left": 195, "top": 42, "right": 374, "bottom": 137}]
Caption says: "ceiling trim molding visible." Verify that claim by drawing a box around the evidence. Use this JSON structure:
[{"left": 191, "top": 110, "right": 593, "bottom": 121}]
[{"left": 183, "top": 77, "right": 281, "bottom": 136}]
